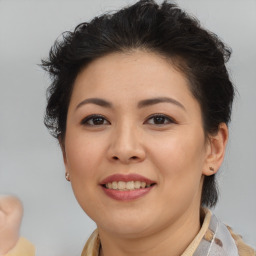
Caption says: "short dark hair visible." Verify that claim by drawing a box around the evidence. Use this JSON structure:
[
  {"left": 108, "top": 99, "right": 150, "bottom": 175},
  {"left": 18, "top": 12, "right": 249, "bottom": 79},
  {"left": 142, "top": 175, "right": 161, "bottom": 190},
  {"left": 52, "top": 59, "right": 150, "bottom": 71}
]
[{"left": 42, "top": 0, "right": 234, "bottom": 208}]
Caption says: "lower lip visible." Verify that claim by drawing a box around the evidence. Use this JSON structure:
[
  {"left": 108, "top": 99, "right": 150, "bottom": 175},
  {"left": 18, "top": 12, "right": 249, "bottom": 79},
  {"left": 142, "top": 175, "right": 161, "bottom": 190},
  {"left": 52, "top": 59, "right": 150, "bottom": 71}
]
[{"left": 101, "top": 186, "right": 154, "bottom": 201}]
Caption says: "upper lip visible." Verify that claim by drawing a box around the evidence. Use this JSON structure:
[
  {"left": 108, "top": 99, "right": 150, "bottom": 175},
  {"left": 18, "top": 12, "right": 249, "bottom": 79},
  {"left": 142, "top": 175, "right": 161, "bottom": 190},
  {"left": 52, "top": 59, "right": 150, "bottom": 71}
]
[{"left": 100, "top": 173, "right": 156, "bottom": 185}]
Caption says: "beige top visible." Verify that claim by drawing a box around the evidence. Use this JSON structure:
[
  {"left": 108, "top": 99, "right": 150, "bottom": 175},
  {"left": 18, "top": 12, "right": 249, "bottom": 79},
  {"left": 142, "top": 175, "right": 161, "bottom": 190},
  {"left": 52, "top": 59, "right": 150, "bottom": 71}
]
[{"left": 3, "top": 237, "right": 35, "bottom": 256}]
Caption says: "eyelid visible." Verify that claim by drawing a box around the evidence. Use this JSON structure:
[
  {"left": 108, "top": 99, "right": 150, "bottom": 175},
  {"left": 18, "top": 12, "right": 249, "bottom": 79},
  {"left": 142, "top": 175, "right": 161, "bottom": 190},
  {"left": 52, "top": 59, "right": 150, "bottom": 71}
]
[
  {"left": 144, "top": 113, "right": 177, "bottom": 125},
  {"left": 80, "top": 113, "right": 176, "bottom": 126},
  {"left": 80, "top": 114, "right": 110, "bottom": 126}
]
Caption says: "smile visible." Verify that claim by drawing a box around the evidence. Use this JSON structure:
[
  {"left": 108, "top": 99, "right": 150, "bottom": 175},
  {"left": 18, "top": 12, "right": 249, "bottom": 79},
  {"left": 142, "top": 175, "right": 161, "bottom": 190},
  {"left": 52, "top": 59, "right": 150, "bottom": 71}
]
[
  {"left": 104, "top": 181, "right": 153, "bottom": 190},
  {"left": 100, "top": 174, "right": 156, "bottom": 201}
]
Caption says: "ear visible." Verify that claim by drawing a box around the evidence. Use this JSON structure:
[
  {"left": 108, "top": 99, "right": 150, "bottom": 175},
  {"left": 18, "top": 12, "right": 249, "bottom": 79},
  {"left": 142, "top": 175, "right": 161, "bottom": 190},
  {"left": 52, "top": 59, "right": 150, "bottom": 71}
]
[{"left": 202, "top": 123, "right": 229, "bottom": 176}]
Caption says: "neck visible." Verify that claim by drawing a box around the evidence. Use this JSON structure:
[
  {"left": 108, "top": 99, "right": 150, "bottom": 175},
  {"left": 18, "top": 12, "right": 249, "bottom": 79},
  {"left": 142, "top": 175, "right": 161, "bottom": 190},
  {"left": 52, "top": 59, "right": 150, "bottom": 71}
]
[{"left": 98, "top": 206, "right": 201, "bottom": 256}]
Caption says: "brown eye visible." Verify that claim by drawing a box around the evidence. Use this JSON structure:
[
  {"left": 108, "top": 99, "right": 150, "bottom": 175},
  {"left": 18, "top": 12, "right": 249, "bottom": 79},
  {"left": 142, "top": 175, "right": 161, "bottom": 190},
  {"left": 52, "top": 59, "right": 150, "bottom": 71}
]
[
  {"left": 81, "top": 115, "right": 110, "bottom": 126},
  {"left": 146, "top": 114, "right": 175, "bottom": 125}
]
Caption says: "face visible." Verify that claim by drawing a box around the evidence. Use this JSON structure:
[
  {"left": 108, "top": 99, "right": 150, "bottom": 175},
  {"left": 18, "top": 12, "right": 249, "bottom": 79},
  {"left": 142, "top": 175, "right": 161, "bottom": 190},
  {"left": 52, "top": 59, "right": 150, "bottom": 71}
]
[{"left": 63, "top": 50, "right": 212, "bottom": 238}]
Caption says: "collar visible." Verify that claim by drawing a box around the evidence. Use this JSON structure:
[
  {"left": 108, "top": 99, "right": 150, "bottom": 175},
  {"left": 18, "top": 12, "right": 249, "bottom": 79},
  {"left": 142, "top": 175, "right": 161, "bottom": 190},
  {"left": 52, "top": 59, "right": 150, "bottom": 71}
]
[
  {"left": 81, "top": 208, "right": 239, "bottom": 256},
  {"left": 192, "top": 209, "right": 239, "bottom": 256}
]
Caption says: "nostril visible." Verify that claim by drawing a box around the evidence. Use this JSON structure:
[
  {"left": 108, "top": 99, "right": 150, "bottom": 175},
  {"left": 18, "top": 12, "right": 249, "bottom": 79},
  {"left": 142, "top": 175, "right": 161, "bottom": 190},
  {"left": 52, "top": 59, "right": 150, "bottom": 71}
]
[{"left": 110, "top": 155, "right": 142, "bottom": 162}]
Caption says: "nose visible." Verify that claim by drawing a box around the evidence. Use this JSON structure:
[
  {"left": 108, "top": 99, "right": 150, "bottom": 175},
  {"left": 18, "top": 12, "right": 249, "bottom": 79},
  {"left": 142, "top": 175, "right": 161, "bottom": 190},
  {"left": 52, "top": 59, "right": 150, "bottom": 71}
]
[{"left": 107, "top": 123, "right": 146, "bottom": 164}]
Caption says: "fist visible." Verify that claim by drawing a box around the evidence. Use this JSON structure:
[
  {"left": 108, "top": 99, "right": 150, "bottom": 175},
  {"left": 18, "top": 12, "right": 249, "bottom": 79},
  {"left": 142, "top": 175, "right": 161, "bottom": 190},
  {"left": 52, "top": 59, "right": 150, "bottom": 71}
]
[{"left": 0, "top": 195, "right": 23, "bottom": 255}]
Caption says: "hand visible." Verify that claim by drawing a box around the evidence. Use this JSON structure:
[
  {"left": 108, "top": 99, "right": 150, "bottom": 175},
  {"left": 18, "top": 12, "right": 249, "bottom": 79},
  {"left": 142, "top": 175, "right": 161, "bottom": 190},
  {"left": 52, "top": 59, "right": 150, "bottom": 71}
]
[{"left": 0, "top": 195, "right": 23, "bottom": 255}]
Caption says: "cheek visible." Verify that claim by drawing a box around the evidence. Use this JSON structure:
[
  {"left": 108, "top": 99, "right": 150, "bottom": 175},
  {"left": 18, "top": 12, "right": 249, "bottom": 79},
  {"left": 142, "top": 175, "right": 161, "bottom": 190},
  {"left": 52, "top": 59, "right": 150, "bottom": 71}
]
[
  {"left": 64, "top": 134, "right": 107, "bottom": 218},
  {"left": 148, "top": 130, "right": 205, "bottom": 198},
  {"left": 65, "top": 133, "right": 104, "bottom": 179},
  {"left": 151, "top": 131, "right": 205, "bottom": 170}
]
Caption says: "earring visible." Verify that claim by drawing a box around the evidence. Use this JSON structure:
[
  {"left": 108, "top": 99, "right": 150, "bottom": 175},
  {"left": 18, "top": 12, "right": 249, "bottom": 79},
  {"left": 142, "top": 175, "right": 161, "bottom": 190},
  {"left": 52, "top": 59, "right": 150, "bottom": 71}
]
[
  {"left": 209, "top": 167, "right": 214, "bottom": 172},
  {"left": 65, "top": 172, "right": 70, "bottom": 181}
]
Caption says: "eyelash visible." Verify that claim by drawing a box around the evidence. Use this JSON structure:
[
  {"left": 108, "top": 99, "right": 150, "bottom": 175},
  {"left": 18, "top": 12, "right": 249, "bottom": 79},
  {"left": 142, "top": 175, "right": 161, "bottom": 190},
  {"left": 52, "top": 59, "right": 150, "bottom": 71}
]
[
  {"left": 80, "top": 114, "right": 176, "bottom": 127},
  {"left": 145, "top": 114, "right": 176, "bottom": 125},
  {"left": 81, "top": 114, "right": 110, "bottom": 126}
]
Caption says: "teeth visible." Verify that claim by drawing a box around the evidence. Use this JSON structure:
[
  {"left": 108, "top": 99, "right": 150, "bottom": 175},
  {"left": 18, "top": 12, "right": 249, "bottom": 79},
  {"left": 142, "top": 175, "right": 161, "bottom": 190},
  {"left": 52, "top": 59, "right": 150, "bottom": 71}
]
[
  {"left": 126, "top": 181, "right": 134, "bottom": 190},
  {"left": 118, "top": 181, "right": 126, "bottom": 190},
  {"left": 112, "top": 181, "right": 118, "bottom": 189},
  {"left": 134, "top": 181, "right": 141, "bottom": 189},
  {"left": 105, "top": 181, "right": 153, "bottom": 190}
]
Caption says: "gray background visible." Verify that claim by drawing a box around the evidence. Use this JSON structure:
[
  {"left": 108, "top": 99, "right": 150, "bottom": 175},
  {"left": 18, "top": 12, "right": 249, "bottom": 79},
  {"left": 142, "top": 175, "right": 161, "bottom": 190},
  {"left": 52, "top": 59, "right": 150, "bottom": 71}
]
[{"left": 0, "top": 0, "right": 255, "bottom": 255}]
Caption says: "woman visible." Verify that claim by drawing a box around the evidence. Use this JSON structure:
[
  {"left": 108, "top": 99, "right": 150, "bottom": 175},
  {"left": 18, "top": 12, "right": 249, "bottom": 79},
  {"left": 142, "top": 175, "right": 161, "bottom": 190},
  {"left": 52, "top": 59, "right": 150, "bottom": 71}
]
[{"left": 1, "top": 0, "right": 255, "bottom": 255}]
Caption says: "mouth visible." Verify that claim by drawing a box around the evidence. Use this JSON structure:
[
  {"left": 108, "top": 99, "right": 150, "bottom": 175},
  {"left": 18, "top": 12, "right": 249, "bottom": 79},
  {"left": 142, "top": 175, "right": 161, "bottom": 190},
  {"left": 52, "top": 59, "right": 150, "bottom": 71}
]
[
  {"left": 103, "top": 181, "right": 155, "bottom": 190},
  {"left": 100, "top": 174, "right": 156, "bottom": 201}
]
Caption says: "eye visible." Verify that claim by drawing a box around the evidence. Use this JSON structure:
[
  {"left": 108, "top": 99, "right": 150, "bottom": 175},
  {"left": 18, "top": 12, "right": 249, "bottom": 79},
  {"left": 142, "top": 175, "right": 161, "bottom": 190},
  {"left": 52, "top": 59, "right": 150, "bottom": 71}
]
[
  {"left": 81, "top": 114, "right": 110, "bottom": 126},
  {"left": 145, "top": 114, "right": 176, "bottom": 125}
]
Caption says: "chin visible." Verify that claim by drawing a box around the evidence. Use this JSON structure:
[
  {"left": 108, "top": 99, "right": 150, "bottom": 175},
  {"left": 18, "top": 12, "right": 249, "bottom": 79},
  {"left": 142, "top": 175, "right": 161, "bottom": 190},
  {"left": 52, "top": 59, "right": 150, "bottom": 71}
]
[
  {"left": 96, "top": 211, "right": 159, "bottom": 238},
  {"left": 103, "top": 222, "right": 152, "bottom": 238}
]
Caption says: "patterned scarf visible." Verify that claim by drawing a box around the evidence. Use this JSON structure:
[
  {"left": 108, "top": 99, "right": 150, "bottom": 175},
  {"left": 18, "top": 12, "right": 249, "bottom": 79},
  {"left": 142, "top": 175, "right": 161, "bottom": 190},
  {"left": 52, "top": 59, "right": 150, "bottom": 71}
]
[{"left": 81, "top": 209, "right": 255, "bottom": 256}]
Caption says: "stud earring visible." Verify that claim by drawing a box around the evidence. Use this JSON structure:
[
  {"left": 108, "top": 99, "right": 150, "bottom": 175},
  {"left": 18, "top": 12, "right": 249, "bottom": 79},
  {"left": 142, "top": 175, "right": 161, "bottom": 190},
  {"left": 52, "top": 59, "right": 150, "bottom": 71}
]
[
  {"left": 209, "top": 167, "right": 214, "bottom": 172},
  {"left": 65, "top": 172, "right": 70, "bottom": 181}
]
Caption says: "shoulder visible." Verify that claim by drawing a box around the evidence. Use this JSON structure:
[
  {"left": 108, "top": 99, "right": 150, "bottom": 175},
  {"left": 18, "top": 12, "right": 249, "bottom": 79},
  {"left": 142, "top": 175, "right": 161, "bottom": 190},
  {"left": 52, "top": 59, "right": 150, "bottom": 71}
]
[
  {"left": 226, "top": 226, "right": 255, "bottom": 256},
  {"left": 194, "top": 209, "right": 255, "bottom": 256}
]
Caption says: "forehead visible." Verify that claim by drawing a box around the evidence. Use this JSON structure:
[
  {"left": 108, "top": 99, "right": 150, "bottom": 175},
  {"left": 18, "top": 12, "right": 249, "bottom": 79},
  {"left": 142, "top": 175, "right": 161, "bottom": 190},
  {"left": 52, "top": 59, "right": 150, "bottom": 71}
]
[
  {"left": 67, "top": 50, "right": 204, "bottom": 130},
  {"left": 69, "top": 50, "right": 199, "bottom": 112}
]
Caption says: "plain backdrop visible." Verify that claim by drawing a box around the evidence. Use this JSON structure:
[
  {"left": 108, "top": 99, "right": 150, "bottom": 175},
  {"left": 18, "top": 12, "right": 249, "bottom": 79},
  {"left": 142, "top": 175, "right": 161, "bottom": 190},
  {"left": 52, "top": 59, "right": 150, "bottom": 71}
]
[{"left": 0, "top": 0, "right": 255, "bottom": 255}]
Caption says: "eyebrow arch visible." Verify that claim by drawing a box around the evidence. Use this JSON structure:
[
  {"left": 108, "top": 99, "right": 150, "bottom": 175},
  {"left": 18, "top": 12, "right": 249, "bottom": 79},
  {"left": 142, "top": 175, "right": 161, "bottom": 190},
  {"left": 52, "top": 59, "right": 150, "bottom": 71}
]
[
  {"left": 138, "top": 97, "right": 186, "bottom": 110},
  {"left": 76, "top": 96, "right": 185, "bottom": 111},
  {"left": 76, "top": 98, "right": 112, "bottom": 110}
]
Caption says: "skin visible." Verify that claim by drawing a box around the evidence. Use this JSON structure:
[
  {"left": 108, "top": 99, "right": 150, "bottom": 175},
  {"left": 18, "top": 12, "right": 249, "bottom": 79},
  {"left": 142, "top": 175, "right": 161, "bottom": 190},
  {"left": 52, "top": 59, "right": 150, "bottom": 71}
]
[
  {"left": 0, "top": 196, "right": 23, "bottom": 255},
  {"left": 62, "top": 50, "right": 228, "bottom": 256}
]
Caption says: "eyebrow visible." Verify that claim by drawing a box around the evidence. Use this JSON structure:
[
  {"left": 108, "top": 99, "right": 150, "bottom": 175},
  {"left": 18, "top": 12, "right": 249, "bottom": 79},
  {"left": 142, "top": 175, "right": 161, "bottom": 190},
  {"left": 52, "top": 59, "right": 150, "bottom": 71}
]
[
  {"left": 76, "top": 97, "right": 185, "bottom": 111},
  {"left": 137, "top": 97, "right": 186, "bottom": 110},
  {"left": 76, "top": 98, "right": 113, "bottom": 110}
]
